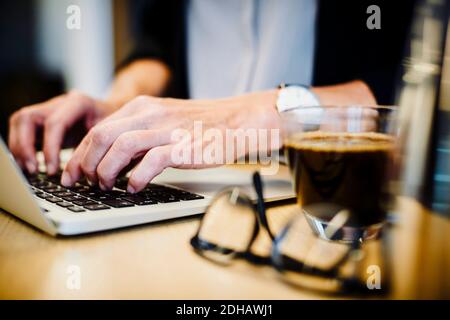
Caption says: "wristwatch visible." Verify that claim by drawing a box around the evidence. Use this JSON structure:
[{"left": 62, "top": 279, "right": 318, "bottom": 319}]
[{"left": 275, "top": 83, "right": 320, "bottom": 113}]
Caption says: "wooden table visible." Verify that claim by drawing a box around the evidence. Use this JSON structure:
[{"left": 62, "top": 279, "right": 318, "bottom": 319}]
[{"left": 0, "top": 195, "right": 448, "bottom": 299}]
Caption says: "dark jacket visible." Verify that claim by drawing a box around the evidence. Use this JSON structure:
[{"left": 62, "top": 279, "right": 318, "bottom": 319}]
[{"left": 121, "top": 0, "right": 416, "bottom": 105}]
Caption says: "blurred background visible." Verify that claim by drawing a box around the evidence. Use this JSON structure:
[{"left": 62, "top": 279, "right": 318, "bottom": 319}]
[{"left": 0, "top": 0, "right": 134, "bottom": 139}]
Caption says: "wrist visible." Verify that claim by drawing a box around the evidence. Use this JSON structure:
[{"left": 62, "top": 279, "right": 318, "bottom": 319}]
[
  {"left": 259, "top": 89, "right": 281, "bottom": 128},
  {"left": 232, "top": 90, "right": 280, "bottom": 130}
]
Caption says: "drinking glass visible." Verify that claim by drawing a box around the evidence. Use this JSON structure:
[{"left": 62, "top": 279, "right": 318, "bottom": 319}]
[{"left": 280, "top": 106, "right": 398, "bottom": 242}]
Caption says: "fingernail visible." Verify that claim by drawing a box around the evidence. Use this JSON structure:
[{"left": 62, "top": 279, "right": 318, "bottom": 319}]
[
  {"left": 99, "top": 181, "right": 107, "bottom": 191},
  {"left": 127, "top": 185, "right": 136, "bottom": 194},
  {"left": 61, "top": 171, "right": 72, "bottom": 186},
  {"left": 26, "top": 161, "right": 36, "bottom": 173}
]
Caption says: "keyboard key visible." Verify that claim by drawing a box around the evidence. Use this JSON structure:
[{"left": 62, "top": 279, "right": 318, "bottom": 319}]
[
  {"left": 106, "top": 190, "right": 126, "bottom": 197},
  {"left": 39, "top": 182, "right": 55, "bottom": 188},
  {"left": 44, "top": 187, "right": 63, "bottom": 194},
  {"left": 90, "top": 194, "right": 108, "bottom": 200},
  {"left": 32, "top": 181, "right": 51, "bottom": 188},
  {"left": 143, "top": 184, "right": 168, "bottom": 191},
  {"left": 120, "top": 196, "right": 158, "bottom": 206},
  {"left": 144, "top": 194, "right": 179, "bottom": 203},
  {"left": 142, "top": 192, "right": 181, "bottom": 203},
  {"left": 56, "top": 201, "right": 72, "bottom": 208},
  {"left": 68, "top": 185, "right": 90, "bottom": 193},
  {"left": 62, "top": 195, "right": 87, "bottom": 202},
  {"left": 180, "top": 194, "right": 204, "bottom": 201},
  {"left": 84, "top": 204, "right": 111, "bottom": 211},
  {"left": 46, "top": 197, "right": 62, "bottom": 203},
  {"left": 114, "top": 177, "right": 129, "bottom": 190},
  {"left": 67, "top": 206, "right": 86, "bottom": 213},
  {"left": 77, "top": 190, "right": 99, "bottom": 198},
  {"left": 90, "top": 195, "right": 115, "bottom": 201},
  {"left": 53, "top": 191, "right": 73, "bottom": 198},
  {"left": 101, "top": 199, "right": 134, "bottom": 208},
  {"left": 156, "top": 198, "right": 180, "bottom": 203},
  {"left": 73, "top": 200, "right": 97, "bottom": 206},
  {"left": 89, "top": 190, "right": 124, "bottom": 201},
  {"left": 45, "top": 174, "right": 62, "bottom": 183},
  {"left": 141, "top": 191, "right": 166, "bottom": 199},
  {"left": 40, "top": 180, "right": 54, "bottom": 187},
  {"left": 36, "top": 192, "right": 52, "bottom": 199}
]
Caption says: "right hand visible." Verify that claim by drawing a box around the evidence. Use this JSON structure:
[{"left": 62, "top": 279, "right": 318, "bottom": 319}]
[{"left": 8, "top": 90, "right": 111, "bottom": 175}]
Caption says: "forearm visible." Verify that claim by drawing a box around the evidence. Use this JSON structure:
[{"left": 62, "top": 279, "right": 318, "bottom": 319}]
[
  {"left": 160, "top": 80, "right": 377, "bottom": 133},
  {"left": 190, "top": 79, "right": 375, "bottom": 109},
  {"left": 103, "top": 59, "right": 171, "bottom": 113}
]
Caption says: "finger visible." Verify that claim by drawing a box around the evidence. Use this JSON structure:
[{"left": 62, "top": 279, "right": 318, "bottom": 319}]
[
  {"left": 127, "top": 145, "right": 174, "bottom": 193},
  {"left": 10, "top": 110, "right": 42, "bottom": 173},
  {"left": 96, "top": 129, "right": 172, "bottom": 190},
  {"left": 61, "top": 135, "right": 90, "bottom": 186},
  {"left": 8, "top": 97, "right": 64, "bottom": 173},
  {"left": 79, "top": 116, "right": 147, "bottom": 184},
  {"left": 43, "top": 99, "right": 91, "bottom": 175}
]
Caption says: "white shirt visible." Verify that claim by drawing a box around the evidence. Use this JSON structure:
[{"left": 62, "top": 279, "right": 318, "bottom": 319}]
[{"left": 186, "top": 0, "right": 317, "bottom": 99}]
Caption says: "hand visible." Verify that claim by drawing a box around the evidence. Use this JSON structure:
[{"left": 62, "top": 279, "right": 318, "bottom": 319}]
[
  {"left": 61, "top": 91, "right": 280, "bottom": 193},
  {"left": 8, "top": 90, "right": 112, "bottom": 175}
]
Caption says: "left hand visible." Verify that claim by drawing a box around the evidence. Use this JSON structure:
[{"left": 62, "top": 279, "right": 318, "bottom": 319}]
[{"left": 61, "top": 91, "right": 280, "bottom": 193}]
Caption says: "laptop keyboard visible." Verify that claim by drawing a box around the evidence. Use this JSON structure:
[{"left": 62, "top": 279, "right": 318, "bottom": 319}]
[{"left": 26, "top": 172, "right": 204, "bottom": 213}]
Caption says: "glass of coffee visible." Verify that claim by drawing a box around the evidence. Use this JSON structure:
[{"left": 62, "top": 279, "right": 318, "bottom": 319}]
[{"left": 281, "top": 106, "right": 398, "bottom": 242}]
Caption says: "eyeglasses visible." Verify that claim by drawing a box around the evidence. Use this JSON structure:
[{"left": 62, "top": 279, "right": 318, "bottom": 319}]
[{"left": 190, "top": 171, "right": 386, "bottom": 295}]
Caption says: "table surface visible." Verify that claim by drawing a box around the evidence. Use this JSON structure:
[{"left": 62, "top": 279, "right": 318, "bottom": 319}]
[{"left": 0, "top": 178, "right": 448, "bottom": 299}]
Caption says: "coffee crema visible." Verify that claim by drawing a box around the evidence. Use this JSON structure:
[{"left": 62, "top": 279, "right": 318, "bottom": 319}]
[{"left": 285, "top": 131, "right": 394, "bottom": 227}]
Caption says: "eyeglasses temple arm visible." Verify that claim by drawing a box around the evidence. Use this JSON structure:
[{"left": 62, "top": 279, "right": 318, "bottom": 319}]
[{"left": 253, "top": 171, "right": 275, "bottom": 240}]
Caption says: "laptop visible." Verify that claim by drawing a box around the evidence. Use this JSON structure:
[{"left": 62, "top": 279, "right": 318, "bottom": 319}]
[{"left": 0, "top": 137, "right": 294, "bottom": 236}]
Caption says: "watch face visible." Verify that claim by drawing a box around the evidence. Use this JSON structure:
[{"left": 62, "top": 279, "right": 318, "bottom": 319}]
[
  {"left": 282, "top": 86, "right": 307, "bottom": 108},
  {"left": 277, "top": 86, "right": 319, "bottom": 112}
]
